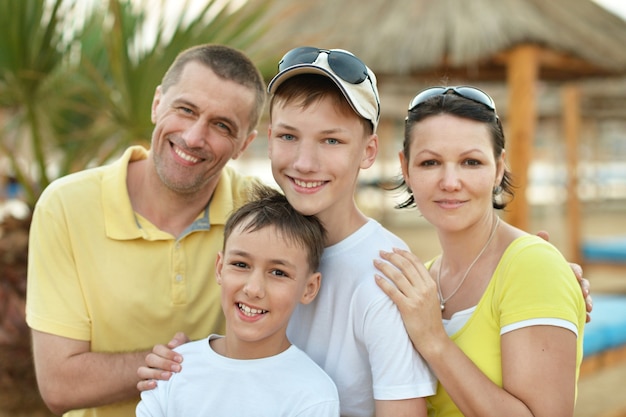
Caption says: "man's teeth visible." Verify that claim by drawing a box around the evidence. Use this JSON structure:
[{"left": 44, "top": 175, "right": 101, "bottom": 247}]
[
  {"left": 294, "top": 179, "right": 324, "bottom": 188},
  {"left": 174, "top": 147, "right": 200, "bottom": 163},
  {"left": 238, "top": 303, "right": 267, "bottom": 316}
]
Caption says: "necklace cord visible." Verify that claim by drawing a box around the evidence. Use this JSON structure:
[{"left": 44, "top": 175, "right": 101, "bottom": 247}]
[{"left": 436, "top": 216, "right": 500, "bottom": 311}]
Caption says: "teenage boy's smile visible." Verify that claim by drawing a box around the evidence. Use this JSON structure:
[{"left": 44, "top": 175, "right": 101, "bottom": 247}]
[{"left": 292, "top": 178, "right": 327, "bottom": 190}]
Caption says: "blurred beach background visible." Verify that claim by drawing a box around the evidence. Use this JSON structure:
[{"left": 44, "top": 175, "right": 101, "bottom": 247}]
[{"left": 2, "top": 0, "right": 626, "bottom": 416}]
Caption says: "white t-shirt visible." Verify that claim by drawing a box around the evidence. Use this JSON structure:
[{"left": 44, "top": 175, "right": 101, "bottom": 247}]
[
  {"left": 136, "top": 335, "right": 339, "bottom": 417},
  {"left": 287, "top": 219, "right": 437, "bottom": 417}
]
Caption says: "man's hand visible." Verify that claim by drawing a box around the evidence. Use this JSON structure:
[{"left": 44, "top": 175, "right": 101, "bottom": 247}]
[
  {"left": 136, "top": 332, "right": 189, "bottom": 392},
  {"left": 536, "top": 230, "right": 592, "bottom": 323}
]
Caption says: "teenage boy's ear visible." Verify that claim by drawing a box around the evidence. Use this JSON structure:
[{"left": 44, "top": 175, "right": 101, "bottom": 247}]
[
  {"left": 360, "top": 133, "right": 378, "bottom": 170},
  {"left": 215, "top": 251, "right": 225, "bottom": 285},
  {"left": 300, "top": 272, "right": 322, "bottom": 305}
]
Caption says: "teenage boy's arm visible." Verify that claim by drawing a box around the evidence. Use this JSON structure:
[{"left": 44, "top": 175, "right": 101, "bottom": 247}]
[
  {"left": 376, "top": 398, "right": 428, "bottom": 417},
  {"left": 32, "top": 330, "right": 150, "bottom": 415}
]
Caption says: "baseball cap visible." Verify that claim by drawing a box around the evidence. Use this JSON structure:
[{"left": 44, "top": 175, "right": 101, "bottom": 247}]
[{"left": 267, "top": 47, "right": 381, "bottom": 132}]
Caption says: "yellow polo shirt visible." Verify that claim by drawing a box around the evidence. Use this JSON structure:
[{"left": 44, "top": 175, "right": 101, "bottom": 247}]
[{"left": 26, "top": 146, "right": 257, "bottom": 417}]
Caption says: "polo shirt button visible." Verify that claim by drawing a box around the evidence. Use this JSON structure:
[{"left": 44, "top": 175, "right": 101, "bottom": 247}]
[{"left": 175, "top": 274, "right": 183, "bottom": 282}]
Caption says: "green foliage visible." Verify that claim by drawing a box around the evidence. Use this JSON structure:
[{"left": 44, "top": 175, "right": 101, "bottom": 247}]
[{"left": 0, "top": 0, "right": 279, "bottom": 208}]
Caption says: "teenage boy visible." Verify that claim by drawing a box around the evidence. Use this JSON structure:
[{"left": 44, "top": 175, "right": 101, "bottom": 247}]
[
  {"left": 136, "top": 184, "right": 339, "bottom": 416},
  {"left": 264, "top": 47, "right": 436, "bottom": 417}
]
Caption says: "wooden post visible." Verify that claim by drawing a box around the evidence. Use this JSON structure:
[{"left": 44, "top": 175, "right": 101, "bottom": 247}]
[
  {"left": 505, "top": 45, "right": 539, "bottom": 231},
  {"left": 563, "top": 84, "right": 582, "bottom": 264}
]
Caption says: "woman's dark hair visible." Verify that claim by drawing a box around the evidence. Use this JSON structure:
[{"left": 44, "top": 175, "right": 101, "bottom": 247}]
[{"left": 396, "top": 91, "right": 514, "bottom": 210}]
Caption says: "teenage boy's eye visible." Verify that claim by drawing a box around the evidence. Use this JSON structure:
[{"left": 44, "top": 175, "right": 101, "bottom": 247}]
[
  {"left": 232, "top": 261, "right": 248, "bottom": 268},
  {"left": 325, "top": 138, "right": 340, "bottom": 145}
]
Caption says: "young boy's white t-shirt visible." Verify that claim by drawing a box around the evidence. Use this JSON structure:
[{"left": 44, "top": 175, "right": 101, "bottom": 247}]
[
  {"left": 288, "top": 219, "right": 437, "bottom": 417},
  {"left": 136, "top": 335, "right": 340, "bottom": 416}
]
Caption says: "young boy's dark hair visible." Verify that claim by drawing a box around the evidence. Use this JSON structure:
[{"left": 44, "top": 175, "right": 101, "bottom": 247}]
[{"left": 224, "top": 184, "right": 326, "bottom": 273}]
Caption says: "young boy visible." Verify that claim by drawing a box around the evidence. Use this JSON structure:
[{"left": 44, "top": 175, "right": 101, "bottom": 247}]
[
  {"left": 136, "top": 185, "right": 339, "bottom": 416},
  {"left": 265, "top": 47, "right": 436, "bottom": 417}
]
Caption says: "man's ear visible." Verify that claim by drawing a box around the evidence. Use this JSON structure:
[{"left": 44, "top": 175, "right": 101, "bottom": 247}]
[
  {"left": 151, "top": 86, "right": 162, "bottom": 124},
  {"left": 232, "top": 130, "right": 258, "bottom": 160},
  {"left": 300, "top": 272, "right": 321, "bottom": 305}
]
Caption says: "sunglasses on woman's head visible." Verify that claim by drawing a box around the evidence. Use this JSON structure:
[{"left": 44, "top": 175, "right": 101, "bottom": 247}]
[
  {"left": 278, "top": 47, "right": 370, "bottom": 85},
  {"left": 408, "top": 86, "right": 497, "bottom": 113}
]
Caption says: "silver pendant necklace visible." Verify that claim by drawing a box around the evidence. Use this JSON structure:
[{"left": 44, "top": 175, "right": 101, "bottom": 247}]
[{"left": 437, "top": 216, "right": 500, "bottom": 311}]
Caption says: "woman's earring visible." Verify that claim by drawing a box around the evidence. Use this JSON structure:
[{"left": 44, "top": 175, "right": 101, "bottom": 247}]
[{"left": 493, "top": 185, "right": 503, "bottom": 195}]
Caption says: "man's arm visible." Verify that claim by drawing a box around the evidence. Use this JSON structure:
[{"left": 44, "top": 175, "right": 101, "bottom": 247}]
[{"left": 32, "top": 330, "right": 149, "bottom": 415}]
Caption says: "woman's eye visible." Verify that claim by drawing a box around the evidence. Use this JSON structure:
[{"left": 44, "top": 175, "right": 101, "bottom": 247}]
[
  {"left": 232, "top": 261, "right": 247, "bottom": 268},
  {"left": 464, "top": 159, "right": 481, "bottom": 166},
  {"left": 280, "top": 134, "right": 295, "bottom": 141},
  {"left": 420, "top": 160, "right": 438, "bottom": 167}
]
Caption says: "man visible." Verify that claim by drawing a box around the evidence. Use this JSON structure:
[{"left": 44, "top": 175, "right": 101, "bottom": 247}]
[{"left": 25, "top": 44, "right": 266, "bottom": 417}]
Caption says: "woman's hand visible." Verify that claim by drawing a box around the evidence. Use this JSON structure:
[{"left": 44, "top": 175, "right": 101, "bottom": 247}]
[{"left": 374, "top": 248, "right": 447, "bottom": 354}]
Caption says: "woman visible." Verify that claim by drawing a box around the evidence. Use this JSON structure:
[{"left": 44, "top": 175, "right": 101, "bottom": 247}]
[{"left": 374, "top": 86, "right": 586, "bottom": 417}]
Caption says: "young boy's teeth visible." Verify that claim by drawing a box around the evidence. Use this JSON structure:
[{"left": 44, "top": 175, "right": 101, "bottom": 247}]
[
  {"left": 238, "top": 303, "right": 267, "bottom": 316},
  {"left": 294, "top": 179, "right": 324, "bottom": 188}
]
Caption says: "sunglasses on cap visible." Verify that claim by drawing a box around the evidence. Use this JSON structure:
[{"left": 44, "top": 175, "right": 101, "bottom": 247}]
[
  {"left": 278, "top": 46, "right": 371, "bottom": 84},
  {"left": 408, "top": 85, "right": 497, "bottom": 113},
  {"left": 277, "top": 46, "right": 381, "bottom": 121}
]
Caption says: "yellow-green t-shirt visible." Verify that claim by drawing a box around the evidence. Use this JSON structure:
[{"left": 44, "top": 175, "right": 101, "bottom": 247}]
[{"left": 428, "top": 235, "right": 586, "bottom": 417}]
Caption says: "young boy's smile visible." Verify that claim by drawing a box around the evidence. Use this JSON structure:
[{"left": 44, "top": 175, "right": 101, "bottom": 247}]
[{"left": 268, "top": 96, "right": 377, "bottom": 242}]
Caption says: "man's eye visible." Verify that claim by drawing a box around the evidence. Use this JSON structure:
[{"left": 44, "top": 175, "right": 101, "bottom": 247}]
[{"left": 215, "top": 122, "right": 233, "bottom": 136}]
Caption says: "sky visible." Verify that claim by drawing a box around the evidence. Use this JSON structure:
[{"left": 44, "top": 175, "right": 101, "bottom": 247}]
[{"left": 593, "top": 0, "right": 626, "bottom": 19}]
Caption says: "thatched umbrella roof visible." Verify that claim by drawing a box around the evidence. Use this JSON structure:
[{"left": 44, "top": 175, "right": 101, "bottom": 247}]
[{"left": 265, "top": 0, "right": 626, "bottom": 79}]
